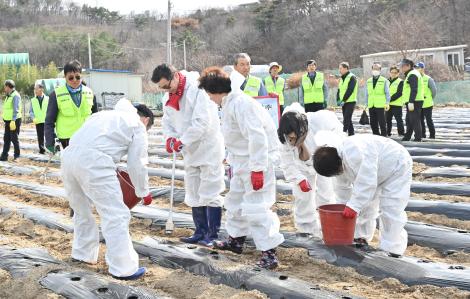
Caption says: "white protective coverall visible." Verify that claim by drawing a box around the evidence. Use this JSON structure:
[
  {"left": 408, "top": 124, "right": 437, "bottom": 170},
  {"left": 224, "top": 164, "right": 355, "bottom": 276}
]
[
  {"left": 221, "top": 89, "right": 285, "bottom": 251},
  {"left": 280, "top": 104, "right": 344, "bottom": 236},
  {"left": 333, "top": 134, "right": 412, "bottom": 255},
  {"left": 61, "top": 98, "right": 149, "bottom": 277},
  {"left": 162, "top": 77, "right": 225, "bottom": 208}
]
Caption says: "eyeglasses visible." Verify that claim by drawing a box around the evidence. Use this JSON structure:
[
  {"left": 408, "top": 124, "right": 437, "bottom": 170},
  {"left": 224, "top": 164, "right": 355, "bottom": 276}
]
[
  {"left": 159, "top": 78, "right": 172, "bottom": 90},
  {"left": 67, "top": 75, "right": 81, "bottom": 81}
]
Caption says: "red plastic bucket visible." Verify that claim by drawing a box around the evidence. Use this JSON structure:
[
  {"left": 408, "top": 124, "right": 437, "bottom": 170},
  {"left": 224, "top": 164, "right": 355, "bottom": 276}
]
[
  {"left": 318, "top": 204, "right": 356, "bottom": 245},
  {"left": 117, "top": 170, "right": 141, "bottom": 209}
]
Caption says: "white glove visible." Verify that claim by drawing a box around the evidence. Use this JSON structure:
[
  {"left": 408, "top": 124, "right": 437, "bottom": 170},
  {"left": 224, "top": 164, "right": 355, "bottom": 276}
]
[{"left": 407, "top": 103, "right": 415, "bottom": 112}]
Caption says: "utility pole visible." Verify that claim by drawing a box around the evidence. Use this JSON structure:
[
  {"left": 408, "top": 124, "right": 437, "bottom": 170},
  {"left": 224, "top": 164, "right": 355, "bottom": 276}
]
[
  {"left": 166, "top": 0, "right": 172, "bottom": 64},
  {"left": 87, "top": 33, "right": 93, "bottom": 70},
  {"left": 183, "top": 39, "right": 187, "bottom": 70}
]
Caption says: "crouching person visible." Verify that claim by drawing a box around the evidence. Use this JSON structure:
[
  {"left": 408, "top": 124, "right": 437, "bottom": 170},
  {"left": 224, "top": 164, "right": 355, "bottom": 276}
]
[
  {"left": 61, "top": 98, "right": 154, "bottom": 279},
  {"left": 151, "top": 64, "right": 225, "bottom": 246},
  {"left": 313, "top": 135, "right": 411, "bottom": 257},
  {"left": 198, "top": 66, "right": 284, "bottom": 269},
  {"left": 278, "top": 103, "right": 343, "bottom": 238}
]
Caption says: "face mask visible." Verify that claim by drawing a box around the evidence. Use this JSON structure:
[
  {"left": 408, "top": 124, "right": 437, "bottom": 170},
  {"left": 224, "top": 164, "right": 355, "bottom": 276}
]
[{"left": 372, "top": 70, "right": 381, "bottom": 76}]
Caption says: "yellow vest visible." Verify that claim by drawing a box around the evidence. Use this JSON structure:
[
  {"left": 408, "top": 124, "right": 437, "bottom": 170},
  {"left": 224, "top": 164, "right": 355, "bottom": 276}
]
[
  {"left": 243, "top": 76, "right": 262, "bottom": 97},
  {"left": 264, "top": 76, "right": 285, "bottom": 105},
  {"left": 367, "top": 76, "right": 387, "bottom": 108},
  {"left": 339, "top": 73, "right": 358, "bottom": 103},
  {"left": 403, "top": 70, "right": 424, "bottom": 103},
  {"left": 422, "top": 74, "right": 434, "bottom": 108},
  {"left": 3, "top": 90, "right": 22, "bottom": 121},
  {"left": 302, "top": 72, "right": 325, "bottom": 104},
  {"left": 31, "top": 95, "right": 49, "bottom": 124},
  {"left": 55, "top": 85, "right": 94, "bottom": 139},
  {"left": 389, "top": 78, "right": 403, "bottom": 107}
]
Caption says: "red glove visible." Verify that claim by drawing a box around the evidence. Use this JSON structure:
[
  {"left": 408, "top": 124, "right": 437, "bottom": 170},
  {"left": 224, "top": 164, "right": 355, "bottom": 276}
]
[
  {"left": 143, "top": 193, "right": 152, "bottom": 205},
  {"left": 342, "top": 206, "right": 357, "bottom": 219},
  {"left": 165, "top": 137, "right": 183, "bottom": 153},
  {"left": 251, "top": 171, "right": 264, "bottom": 191},
  {"left": 299, "top": 179, "right": 312, "bottom": 192}
]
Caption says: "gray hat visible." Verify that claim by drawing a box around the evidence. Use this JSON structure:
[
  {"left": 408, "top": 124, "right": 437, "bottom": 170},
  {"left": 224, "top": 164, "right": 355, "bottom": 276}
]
[{"left": 4, "top": 79, "right": 15, "bottom": 88}]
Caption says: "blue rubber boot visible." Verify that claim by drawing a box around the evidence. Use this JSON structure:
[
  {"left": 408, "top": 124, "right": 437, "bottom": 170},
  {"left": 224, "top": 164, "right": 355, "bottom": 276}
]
[
  {"left": 180, "top": 207, "right": 208, "bottom": 244},
  {"left": 198, "top": 206, "right": 222, "bottom": 247},
  {"left": 112, "top": 267, "right": 146, "bottom": 280}
]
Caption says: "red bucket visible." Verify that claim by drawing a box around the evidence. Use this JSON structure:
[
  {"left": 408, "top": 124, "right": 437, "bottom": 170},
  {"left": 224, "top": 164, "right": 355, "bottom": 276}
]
[
  {"left": 318, "top": 204, "right": 356, "bottom": 245},
  {"left": 117, "top": 170, "right": 141, "bottom": 209}
]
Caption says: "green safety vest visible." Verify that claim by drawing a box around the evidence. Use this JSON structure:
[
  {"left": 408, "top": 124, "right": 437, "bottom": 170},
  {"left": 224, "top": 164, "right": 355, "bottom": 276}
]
[
  {"left": 422, "top": 74, "right": 434, "bottom": 108},
  {"left": 339, "top": 73, "right": 358, "bottom": 103},
  {"left": 389, "top": 78, "right": 403, "bottom": 107},
  {"left": 31, "top": 95, "right": 49, "bottom": 124},
  {"left": 403, "top": 69, "right": 424, "bottom": 104},
  {"left": 367, "top": 76, "right": 387, "bottom": 108},
  {"left": 2, "top": 90, "right": 22, "bottom": 121},
  {"left": 55, "top": 85, "right": 94, "bottom": 139},
  {"left": 301, "top": 72, "right": 325, "bottom": 104},
  {"left": 243, "top": 76, "right": 262, "bottom": 97},
  {"left": 264, "top": 76, "right": 285, "bottom": 105}
]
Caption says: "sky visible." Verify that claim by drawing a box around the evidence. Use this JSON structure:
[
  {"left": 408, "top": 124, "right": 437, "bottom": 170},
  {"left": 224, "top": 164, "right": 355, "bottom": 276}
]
[{"left": 73, "top": 0, "right": 259, "bottom": 15}]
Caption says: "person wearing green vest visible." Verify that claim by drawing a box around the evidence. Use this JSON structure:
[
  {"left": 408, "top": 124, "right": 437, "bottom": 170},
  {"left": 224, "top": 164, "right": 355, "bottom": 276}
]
[
  {"left": 336, "top": 62, "right": 358, "bottom": 136},
  {"left": 415, "top": 62, "right": 436, "bottom": 139},
  {"left": 264, "top": 62, "right": 285, "bottom": 114},
  {"left": 30, "top": 83, "right": 49, "bottom": 154},
  {"left": 45, "top": 60, "right": 98, "bottom": 152},
  {"left": 364, "top": 63, "right": 390, "bottom": 136},
  {"left": 0, "top": 80, "right": 22, "bottom": 161},
  {"left": 233, "top": 53, "right": 267, "bottom": 97},
  {"left": 400, "top": 59, "right": 424, "bottom": 142},
  {"left": 386, "top": 66, "right": 405, "bottom": 136},
  {"left": 300, "top": 60, "right": 329, "bottom": 113}
]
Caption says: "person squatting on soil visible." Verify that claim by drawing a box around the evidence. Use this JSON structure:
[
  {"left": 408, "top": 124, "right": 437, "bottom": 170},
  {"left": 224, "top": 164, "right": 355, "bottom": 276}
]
[
  {"left": 152, "top": 64, "right": 226, "bottom": 247},
  {"left": 278, "top": 103, "right": 343, "bottom": 238},
  {"left": 198, "top": 66, "right": 284, "bottom": 270},
  {"left": 1, "top": 79, "right": 22, "bottom": 161},
  {"left": 29, "top": 82, "right": 49, "bottom": 154},
  {"left": 61, "top": 98, "right": 154, "bottom": 280},
  {"left": 313, "top": 134, "right": 412, "bottom": 256}
]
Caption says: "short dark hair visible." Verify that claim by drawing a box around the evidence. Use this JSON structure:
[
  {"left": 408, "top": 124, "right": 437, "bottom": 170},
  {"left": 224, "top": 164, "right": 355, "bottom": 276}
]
[
  {"left": 306, "top": 60, "right": 317, "bottom": 67},
  {"left": 278, "top": 111, "right": 308, "bottom": 144},
  {"left": 135, "top": 103, "right": 155, "bottom": 130},
  {"left": 198, "top": 66, "right": 232, "bottom": 94},
  {"left": 400, "top": 59, "right": 414, "bottom": 68},
  {"left": 64, "top": 60, "right": 82, "bottom": 75},
  {"left": 313, "top": 146, "right": 343, "bottom": 177},
  {"left": 390, "top": 65, "right": 399, "bottom": 72},
  {"left": 339, "top": 62, "right": 350, "bottom": 70},
  {"left": 151, "top": 64, "right": 175, "bottom": 83}
]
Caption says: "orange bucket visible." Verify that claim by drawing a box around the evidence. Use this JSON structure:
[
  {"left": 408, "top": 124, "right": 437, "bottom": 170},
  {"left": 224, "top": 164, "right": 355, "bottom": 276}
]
[
  {"left": 117, "top": 170, "right": 141, "bottom": 209},
  {"left": 318, "top": 204, "right": 356, "bottom": 245}
]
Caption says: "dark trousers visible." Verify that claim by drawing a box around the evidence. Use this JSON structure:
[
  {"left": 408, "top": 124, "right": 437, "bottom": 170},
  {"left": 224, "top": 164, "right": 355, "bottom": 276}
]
[
  {"left": 386, "top": 106, "right": 405, "bottom": 136},
  {"left": 35, "top": 123, "right": 46, "bottom": 154},
  {"left": 342, "top": 102, "right": 355, "bottom": 136},
  {"left": 369, "top": 107, "right": 387, "bottom": 136},
  {"left": 421, "top": 107, "right": 435, "bottom": 138},
  {"left": 404, "top": 101, "right": 423, "bottom": 141},
  {"left": 279, "top": 105, "right": 284, "bottom": 116},
  {"left": 1, "top": 119, "right": 21, "bottom": 158},
  {"left": 305, "top": 102, "right": 324, "bottom": 113},
  {"left": 59, "top": 138, "right": 70, "bottom": 149}
]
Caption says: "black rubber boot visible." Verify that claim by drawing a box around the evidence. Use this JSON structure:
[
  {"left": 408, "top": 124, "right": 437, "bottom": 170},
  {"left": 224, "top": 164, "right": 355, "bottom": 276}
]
[
  {"left": 198, "top": 206, "right": 222, "bottom": 247},
  {"left": 180, "top": 207, "right": 208, "bottom": 244},
  {"left": 213, "top": 236, "right": 246, "bottom": 254}
]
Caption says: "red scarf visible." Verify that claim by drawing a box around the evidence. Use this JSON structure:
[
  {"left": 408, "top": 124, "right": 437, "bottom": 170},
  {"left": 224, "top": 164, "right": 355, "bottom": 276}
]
[{"left": 166, "top": 72, "right": 186, "bottom": 111}]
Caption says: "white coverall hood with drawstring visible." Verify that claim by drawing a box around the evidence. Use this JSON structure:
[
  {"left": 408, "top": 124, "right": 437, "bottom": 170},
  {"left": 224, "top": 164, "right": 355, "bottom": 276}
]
[
  {"left": 280, "top": 103, "right": 344, "bottom": 236},
  {"left": 61, "top": 98, "right": 149, "bottom": 277},
  {"left": 162, "top": 76, "right": 225, "bottom": 208},
  {"left": 333, "top": 134, "right": 412, "bottom": 255},
  {"left": 220, "top": 89, "right": 284, "bottom": 251}
]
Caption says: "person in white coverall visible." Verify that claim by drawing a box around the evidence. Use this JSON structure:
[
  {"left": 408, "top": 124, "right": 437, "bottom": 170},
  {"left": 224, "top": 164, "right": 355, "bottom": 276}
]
[
  {"left": 198, "top": 66, "right": 284, "bottom": 270},
  {"left": 278, "top": 103, "right": 343, "bottom": 237},
  {"left": 312, "top": 134, "right": 412, "bottom": 256},
  {"left": 151, "top": 64, "right": 225, "bottom": 246},
  {"left": 61, "top": 98, "right": 154, "bottom": 280}
]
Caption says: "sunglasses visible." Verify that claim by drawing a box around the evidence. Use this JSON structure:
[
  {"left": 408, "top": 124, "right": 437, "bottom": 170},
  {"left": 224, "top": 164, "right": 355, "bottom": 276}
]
[
  {"left": 159, "top": 78, "right": 172, "bottom": 90},
  {"left": 67, "top": 75, "right": 81, "bottom": 81}
]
